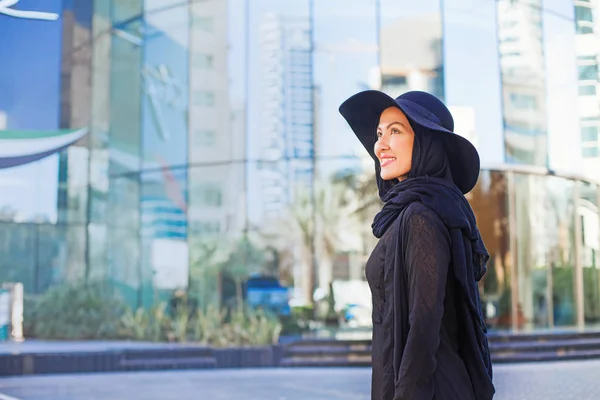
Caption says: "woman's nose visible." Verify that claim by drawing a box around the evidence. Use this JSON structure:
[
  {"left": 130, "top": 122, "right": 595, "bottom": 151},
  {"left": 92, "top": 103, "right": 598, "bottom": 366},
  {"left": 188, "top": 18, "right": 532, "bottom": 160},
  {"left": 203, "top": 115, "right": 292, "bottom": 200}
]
[{"left": 375, "top": 136, "right": 389, "bottom": 153}]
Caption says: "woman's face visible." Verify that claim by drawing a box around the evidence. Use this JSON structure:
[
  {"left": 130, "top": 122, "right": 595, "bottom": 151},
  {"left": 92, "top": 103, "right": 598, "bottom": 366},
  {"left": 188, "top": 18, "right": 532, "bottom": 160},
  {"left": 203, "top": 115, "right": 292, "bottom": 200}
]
[{"left": 374, "top": 106, "right": 415, "bottom": 181}]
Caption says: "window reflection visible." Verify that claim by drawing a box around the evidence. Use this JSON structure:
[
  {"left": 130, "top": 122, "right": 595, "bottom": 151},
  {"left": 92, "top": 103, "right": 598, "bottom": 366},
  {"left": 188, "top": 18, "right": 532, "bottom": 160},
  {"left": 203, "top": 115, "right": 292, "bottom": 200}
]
[
  {"left": 379, "top": 0, "right": 443, "bottom": 98},
  {"left": 106, "top": 0, "right": 144, "bottom": 307},
  {"left": 246, "top": 0, "right": 311, "bottom": 226},
  {"left": 443, "top": 0, "right": 504, "bottom": 165},
  {"left": 574, "top": 0, "right": 600, "bottom": 172},
  {"left": 313, "top": 0, "right": 377, "bottom": 176},
  {"left": 511, "top": 174, "right": 576, "bottom": 330},
  {"left": 497, "top": 0, "right": 547, "bottom": 166},
  {"left": 579, "top": 182, "right": 600, "bottom": 326},
  {"left": 469, "top": 170, "right": 511, "bottom": 330},
  {"left": 543, "top": 0, "right": 581, "bottom": 173}
]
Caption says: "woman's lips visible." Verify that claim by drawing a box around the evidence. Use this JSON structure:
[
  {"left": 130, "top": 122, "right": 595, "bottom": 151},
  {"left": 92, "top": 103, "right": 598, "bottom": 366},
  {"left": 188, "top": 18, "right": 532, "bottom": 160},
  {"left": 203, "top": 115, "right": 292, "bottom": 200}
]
[{"left": 380, "top": 157, "right": 396, "bottom": 168}]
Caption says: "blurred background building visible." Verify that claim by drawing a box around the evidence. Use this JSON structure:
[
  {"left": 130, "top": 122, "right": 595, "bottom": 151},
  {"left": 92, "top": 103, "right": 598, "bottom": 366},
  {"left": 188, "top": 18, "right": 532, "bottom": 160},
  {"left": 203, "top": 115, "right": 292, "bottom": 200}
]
[{"left": 1, "top": 0, "right": 600, "bottom": 332}]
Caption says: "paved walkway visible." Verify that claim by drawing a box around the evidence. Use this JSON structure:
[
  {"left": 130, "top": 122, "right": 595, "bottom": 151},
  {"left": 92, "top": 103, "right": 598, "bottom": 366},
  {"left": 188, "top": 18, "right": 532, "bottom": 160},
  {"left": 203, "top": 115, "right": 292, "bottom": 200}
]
[{"left": 0, "top": 359, "right": 598, "bottom": 399}]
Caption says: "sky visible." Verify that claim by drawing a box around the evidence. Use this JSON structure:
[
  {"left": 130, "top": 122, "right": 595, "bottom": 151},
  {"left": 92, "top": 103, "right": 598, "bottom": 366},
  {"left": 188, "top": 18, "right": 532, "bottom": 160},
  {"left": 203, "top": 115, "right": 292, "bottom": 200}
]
[{"left": 0, "top": 0, "right": 64, "bottom": 222}]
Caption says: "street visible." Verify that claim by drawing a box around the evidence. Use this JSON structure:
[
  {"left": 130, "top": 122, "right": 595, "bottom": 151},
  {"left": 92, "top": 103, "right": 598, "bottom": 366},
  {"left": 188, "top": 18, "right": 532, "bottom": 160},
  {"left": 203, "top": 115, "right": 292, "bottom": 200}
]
[{"left": 0, "top": 359, "right": 599, "bottom": 399}]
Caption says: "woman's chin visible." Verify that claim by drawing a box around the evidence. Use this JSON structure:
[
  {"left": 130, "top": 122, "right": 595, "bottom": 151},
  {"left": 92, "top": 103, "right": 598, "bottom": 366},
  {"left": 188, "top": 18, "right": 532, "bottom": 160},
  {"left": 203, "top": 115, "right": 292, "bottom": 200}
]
[{"left": 380, "top": 172, "right": 396, "bottom": 181}]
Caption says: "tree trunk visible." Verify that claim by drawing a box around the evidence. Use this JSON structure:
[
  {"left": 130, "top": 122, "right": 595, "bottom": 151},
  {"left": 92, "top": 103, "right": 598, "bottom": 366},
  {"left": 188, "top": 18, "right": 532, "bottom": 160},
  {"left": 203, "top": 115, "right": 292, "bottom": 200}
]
[{"left": 235, "top": 277, "right": 243, "bottom": 309}]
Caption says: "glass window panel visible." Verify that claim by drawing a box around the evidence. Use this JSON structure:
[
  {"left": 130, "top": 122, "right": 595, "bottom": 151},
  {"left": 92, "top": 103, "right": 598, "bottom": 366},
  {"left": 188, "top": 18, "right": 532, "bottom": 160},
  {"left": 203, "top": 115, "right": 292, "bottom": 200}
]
[
  {"left": 497, "top": 0, "right": 547, "bottom": 167},
  {"left": 468, "top": 170, "right": 511, "bottom": 331},
  {"left": 575, "top": 6, "right": 593, "bottom": 23},
  {"left": 543, "top": 0, "right": 582, "bottom": 173},
  {"left": 579, "top": 182, "right": 600, "bottom": 326},
  {"left": 0, "top": 223, "right": 36, "bottom": 293},
  {"left": 0, "top": 0, "right": 63, "bottom": 223},
  {"left": 192, "top": 16, "right": 214, "bottom": 32},
  {"left": 545, "top": 177, "right": 577, "bottom": 328},
  {"left": 578, "top": 64, "right": 599, "bottom": 81},
  {"left": 582, "top": 126, "right": 599, "bottom": 142},
  {"left": 246, "top": 0, "right": 311, "bottom": 232},
  {"left": 579, "top": 84, "right": 597, "bottom": 96},
  {"left": 193, "top": 90, "right": 216, "bottom": 106},
  {"left": 583, "top": 147, "right": 599, "bottom": 158},
  {"left": 187, "top": 163, "right": 241, "bottom": 309},
  {"left": 192, "top": 182, "right": 223, "bottom": 207},
  {"left": 511, "top": 174, "right": 576, "bottom": 330},
  {"left": 108, "top": 0, "right": 144, "bottom": 305},
  {"left": 136, "top": 0, "right": 191, "bottom": 307},
  {"left": 192, "top": 52, "right": 214, "bottom": 69},
  {"left": 577, "top": 25, "right": 594, "bottom": 35},
  {"left": 379, "top": 0, "right": 443, "bottom": 99},
  {"left": 193, "top": 129, "right": 217, "bottom": 146},
  {"left": 443, "top": 0, "right": 504, "bottom": 165}
]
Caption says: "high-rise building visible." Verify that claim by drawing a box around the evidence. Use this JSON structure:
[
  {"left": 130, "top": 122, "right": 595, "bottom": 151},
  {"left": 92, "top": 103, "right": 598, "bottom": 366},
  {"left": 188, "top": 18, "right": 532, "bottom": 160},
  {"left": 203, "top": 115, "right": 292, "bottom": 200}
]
[
  {"left": 575, "top": 0, "right": 600, "bottom": 175},
  {"left": 257, "top": 13, "right": 313, "bottom": 222}
]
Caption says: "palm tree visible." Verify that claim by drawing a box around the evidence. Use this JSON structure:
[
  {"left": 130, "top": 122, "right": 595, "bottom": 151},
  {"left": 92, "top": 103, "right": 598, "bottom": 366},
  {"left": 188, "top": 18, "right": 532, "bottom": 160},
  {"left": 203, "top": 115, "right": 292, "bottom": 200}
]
[
  {"left": 273, "top": 178, "right": 361, "bottom": 307},
  {"left": 189, "top": 237, "right": 226, "bottom": 309}
]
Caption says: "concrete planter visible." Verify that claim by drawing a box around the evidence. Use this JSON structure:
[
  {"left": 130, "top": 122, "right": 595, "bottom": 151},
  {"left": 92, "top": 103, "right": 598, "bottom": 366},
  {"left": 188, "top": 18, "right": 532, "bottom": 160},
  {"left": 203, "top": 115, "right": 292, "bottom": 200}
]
[
  {"left": 213, "top": 345, "right": 282, "bottom": 368},
  {"left": 0, "top": 342, "right": 284, "bottom": 376}
]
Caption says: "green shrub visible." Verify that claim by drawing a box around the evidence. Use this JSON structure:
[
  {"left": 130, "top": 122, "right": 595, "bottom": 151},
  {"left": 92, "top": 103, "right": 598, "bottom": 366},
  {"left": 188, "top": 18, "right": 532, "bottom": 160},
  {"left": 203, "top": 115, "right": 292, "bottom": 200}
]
[
  {"left": 26, "top": 282, "right": 126, "bottom": 340},
  {"left": 191, "top": 305, "right": 282, "bottom": 347},
  {"left": 119, "top": 303, "right": 171, "bottom": 342},
  {"left": 23, "top": 282, "right": 282, "bottom": 346}
]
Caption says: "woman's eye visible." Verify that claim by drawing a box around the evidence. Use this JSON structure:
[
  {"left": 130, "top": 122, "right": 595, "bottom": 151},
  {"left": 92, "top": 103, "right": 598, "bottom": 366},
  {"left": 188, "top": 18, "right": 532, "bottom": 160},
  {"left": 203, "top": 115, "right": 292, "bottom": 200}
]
[
  {"left": 391, "top": 128, "right": 400, "bottom": 134},
  {"left": 377, "top": 131, "right": 382, "bottom": 138}
]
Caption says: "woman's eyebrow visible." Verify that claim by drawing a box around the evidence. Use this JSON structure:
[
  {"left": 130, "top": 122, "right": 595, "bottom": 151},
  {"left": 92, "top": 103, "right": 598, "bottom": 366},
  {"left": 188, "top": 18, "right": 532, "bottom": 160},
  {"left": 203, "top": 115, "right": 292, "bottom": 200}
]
[{"left": 377, "top": 121, "right": 407, "bottom": 130}]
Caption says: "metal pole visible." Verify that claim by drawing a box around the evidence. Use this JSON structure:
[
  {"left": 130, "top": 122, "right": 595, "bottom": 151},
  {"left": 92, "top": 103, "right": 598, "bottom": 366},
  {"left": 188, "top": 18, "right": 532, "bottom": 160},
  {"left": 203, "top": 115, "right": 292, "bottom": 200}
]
[
  {"left": 507, "top": 171, "right": 519, "bottom": 332},
  {"left": 547, "top": 259, "right": 554, "bottom": 329},
  {"left": 574, "top": 181, "right": 585, "bottom": 330},
  {"left": 309, "top": 0, "right": 318, "bottom": 313}
]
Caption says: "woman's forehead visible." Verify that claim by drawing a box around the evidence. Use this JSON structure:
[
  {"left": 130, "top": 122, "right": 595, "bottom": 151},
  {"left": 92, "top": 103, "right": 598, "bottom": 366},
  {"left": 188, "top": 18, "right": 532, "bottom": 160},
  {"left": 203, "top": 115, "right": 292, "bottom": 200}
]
[{"left": 378, "top": 107, "right": 409, "bottom": 128}]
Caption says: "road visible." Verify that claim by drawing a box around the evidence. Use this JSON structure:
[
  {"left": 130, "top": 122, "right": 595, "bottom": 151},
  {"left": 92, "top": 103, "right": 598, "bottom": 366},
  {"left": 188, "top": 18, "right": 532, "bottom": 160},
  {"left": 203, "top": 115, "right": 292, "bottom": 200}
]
[{"left": 0, "top": 359, "right": 599, "bottom": 399}]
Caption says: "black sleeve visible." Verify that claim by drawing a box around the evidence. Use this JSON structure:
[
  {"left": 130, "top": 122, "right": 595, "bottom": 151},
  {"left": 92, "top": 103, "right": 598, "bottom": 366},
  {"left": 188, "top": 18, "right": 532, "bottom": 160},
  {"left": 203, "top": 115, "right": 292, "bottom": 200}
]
[{"left": 394, "top": 210, "right": 451, "bottom": 400}]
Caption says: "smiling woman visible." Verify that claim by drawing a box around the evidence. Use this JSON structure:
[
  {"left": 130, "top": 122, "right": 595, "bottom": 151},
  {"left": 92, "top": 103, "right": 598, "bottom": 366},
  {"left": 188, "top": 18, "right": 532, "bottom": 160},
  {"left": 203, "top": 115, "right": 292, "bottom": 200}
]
[
  {"left": 340, "top": 90, "right": 494, "bottom": 400},
  {"left": 375, "top": 107, "right": 415, "bottom": 181}
]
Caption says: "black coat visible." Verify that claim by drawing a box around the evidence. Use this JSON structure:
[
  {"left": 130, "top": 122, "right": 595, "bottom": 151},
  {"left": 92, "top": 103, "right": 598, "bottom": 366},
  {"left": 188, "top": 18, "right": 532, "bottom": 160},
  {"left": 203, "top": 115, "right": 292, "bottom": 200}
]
[{"left": 366, "top": 202, "right": 493, "bottom": 400}]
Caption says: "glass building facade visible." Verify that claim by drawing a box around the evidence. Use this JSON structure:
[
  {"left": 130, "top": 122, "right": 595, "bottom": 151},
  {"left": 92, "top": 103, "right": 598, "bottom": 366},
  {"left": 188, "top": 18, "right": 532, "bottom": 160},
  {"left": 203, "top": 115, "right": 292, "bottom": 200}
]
[{"left": 1, "top": 0, "right": 600, "bottom": 331}]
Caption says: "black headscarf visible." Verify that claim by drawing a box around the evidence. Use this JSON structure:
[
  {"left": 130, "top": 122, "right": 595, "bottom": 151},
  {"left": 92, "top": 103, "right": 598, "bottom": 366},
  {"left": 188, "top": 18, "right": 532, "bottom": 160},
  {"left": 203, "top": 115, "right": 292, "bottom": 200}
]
[{"left": 371, "top": 126, "right": 494, "bottom": 396}]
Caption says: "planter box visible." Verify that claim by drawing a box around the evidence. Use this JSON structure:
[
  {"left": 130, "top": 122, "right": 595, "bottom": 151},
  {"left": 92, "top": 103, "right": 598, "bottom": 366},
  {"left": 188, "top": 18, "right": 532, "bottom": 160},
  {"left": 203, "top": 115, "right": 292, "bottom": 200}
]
[{"left": 213, "top": 345, "right": 282, "bottom": 368}]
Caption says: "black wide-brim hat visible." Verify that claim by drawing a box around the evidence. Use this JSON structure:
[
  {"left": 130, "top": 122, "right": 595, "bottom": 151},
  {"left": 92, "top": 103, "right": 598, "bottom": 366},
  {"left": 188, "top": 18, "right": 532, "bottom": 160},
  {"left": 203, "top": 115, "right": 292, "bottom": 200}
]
[{"left": 339, "top": 90, "right": 480, "bottom": 194}]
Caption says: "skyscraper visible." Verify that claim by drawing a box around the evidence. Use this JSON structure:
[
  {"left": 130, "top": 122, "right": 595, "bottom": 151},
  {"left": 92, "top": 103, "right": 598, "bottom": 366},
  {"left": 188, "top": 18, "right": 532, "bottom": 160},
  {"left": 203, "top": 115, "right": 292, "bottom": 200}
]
[{"left": 257, "top": 13, "right": 313, "bottom": 222}]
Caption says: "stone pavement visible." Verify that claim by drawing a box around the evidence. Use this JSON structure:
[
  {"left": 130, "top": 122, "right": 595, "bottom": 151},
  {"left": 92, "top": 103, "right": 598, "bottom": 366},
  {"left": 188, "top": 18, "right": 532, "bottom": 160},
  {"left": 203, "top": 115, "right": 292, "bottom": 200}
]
[{"left": 0, "top": 359, "right": 598, "bottom": 400}]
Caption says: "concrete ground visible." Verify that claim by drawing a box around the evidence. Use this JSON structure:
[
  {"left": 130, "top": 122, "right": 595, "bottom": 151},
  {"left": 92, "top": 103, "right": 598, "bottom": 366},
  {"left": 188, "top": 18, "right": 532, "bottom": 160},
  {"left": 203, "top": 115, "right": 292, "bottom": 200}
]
[{"left": 0, "top": 359, "right": 599, "bottom": 400}]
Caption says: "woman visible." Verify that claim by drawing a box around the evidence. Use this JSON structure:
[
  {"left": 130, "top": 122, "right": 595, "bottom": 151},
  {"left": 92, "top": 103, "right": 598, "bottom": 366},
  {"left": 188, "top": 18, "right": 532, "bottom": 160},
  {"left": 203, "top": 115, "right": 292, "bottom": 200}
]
[{"left": 339, "top": 90, "right": 495, "bottom": 400}]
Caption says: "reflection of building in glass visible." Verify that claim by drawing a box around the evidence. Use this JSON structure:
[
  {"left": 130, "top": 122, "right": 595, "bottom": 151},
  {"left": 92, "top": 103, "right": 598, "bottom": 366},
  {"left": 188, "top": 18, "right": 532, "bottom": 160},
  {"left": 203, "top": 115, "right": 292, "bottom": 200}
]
[
  {"left": 258, "top": 13, "right": 288, "bottom": 218},
  {"left": 258, "top": 13, "right": 313, "bottom": 220},
  {"left": 2, "top": 0, "right": 600, "bottom": 334},
  {"left": 497, "top": 0, "right": 547, "bottom": 166},
  {"left": 379, "top": 14, "right": 444, "bottom": 99},
  {"left": 188, "top": 0, "right": 244, "bottom": 239},
  {"left": 575, "top": 0, "right": 600, "bottom": 175}
]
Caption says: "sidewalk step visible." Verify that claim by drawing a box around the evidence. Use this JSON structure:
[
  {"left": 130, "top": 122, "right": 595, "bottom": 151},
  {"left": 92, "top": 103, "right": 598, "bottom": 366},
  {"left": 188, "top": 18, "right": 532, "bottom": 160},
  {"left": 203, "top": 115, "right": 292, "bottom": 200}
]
[
  {"left": 283, "top": 344, "right": 371, "bottom": 358},
  {"left": 490, "top": 338, "right": 600, "bottom": 353},
  {"left": 280, "top": 355, "right": 371, "bottom": 367},
  {"left": 120, "top": 356, "right": 217, "bottom": 370},
  {"left": 492, "top": 348, "right": 600, "bottom": 363},
  {"left": 487, "top": 330, "right": 600, "bottom": 344},
  {"left": 279, "top": 332, "right": 600, "bottom": 367}
]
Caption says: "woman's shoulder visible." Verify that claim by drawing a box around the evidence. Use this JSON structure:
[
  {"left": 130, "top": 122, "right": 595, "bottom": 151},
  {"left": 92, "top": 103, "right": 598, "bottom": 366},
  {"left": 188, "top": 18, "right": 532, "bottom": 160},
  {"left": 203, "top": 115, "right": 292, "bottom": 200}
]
[
  {"left": 397, "top": 202, "right": 448, "bottom": 238},
  {"left": 380, "top": 202, "right": 441, "bottom": 240},
  {"left": 402, "top": 202, "right": 441, "bottom": 223}
]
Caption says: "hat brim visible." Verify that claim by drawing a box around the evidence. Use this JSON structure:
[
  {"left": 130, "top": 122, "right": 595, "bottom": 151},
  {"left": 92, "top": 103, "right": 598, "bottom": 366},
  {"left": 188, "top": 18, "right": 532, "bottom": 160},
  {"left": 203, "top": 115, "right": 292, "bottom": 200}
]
[{"left": 339, "top": 90, "right": 480, "bottom": 194}]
